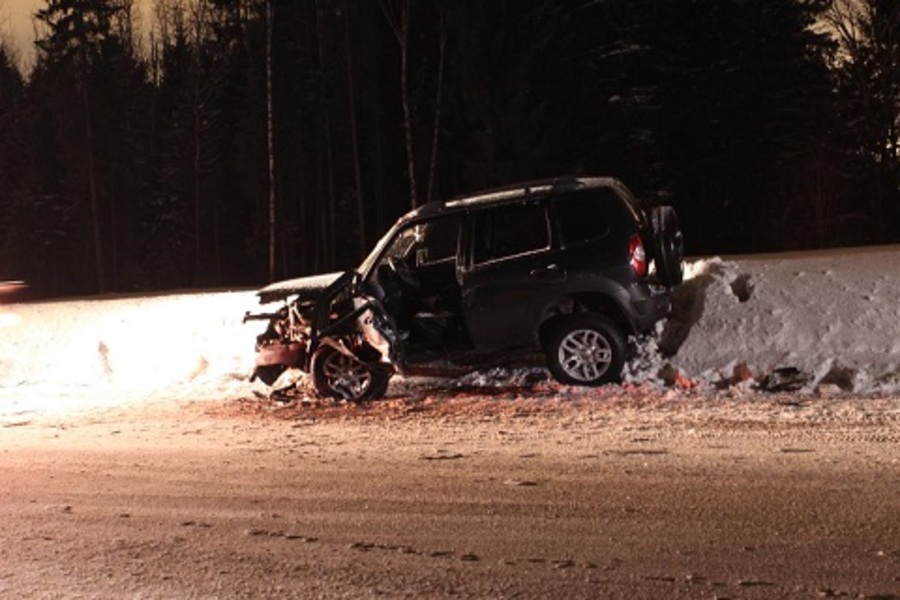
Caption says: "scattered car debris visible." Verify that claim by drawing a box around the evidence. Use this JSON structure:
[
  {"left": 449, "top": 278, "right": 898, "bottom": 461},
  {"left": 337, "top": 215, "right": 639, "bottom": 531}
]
[{"left": 761, "top": 367, "right": 811, "bottom": 393}]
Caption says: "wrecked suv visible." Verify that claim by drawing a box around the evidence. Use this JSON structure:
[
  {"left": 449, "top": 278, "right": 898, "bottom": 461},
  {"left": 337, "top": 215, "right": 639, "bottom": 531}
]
[{"left": 244, "top": 176, "right": 684, "bottom": 401}]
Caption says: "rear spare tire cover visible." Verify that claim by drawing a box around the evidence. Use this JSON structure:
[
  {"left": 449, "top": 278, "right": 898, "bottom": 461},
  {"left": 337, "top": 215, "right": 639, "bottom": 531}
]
[{"left": 650, "top": 205, "right": 684, "bottom": 287}]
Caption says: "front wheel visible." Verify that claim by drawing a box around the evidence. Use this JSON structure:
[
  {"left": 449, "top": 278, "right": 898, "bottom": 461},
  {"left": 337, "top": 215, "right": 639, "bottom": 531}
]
[
  {"left": 310, "top": 345, "right": 390, "bottom": 402},
  {"left": 544, "top": 315, "right": 626, "bottom": 386}
]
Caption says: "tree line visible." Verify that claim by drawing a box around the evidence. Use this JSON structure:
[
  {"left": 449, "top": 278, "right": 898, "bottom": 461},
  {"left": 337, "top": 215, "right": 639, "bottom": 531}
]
[{"left": 0, "top": 0, "right": 897, "bottom": 299}]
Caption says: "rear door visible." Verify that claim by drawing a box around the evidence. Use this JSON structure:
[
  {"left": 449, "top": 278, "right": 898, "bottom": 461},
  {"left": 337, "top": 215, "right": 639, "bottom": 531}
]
[{"left": 459, "top": 200, "right": 564, "bottom": 350}]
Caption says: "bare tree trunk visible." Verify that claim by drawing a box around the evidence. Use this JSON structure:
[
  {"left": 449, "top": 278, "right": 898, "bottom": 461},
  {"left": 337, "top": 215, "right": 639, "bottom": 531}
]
[
  {"left": 82, "top": 84, "right": 105, "bottom": 293},
  {"left": 190, "top": 0, "right": 205, "bottom": 286},
  {"left": 324, "top": 113, "right": 336, "bottom": 269},
  {"left": 398, "top": 0, "right": 416, "bottom": 209},
  {"left": 314, "top": 133, "right": 324, "bottom": 272},
  {"left": 374, "top": 110, "right": 385, "bottom": 236},
  {"left": 313, "top": 112, "right": 336, "bottom": 272},
  {"left": 314, "top": 0, "right": 337, "bottom": 269},
  {"left": 343, "top": 0, "right": 366, "bottom": 258},
  {"left": 426, "top": 12, "right": 447, "bottom": 205},
  {"left": 297, "top": 0, "right": 311, "bottom": 274},
  {"left": 214, "top": 202, "right": 222, "bottom": 283},
  {"left": 193, "top": 87, "right": 202, "bottom": 283},
  {"left": 380, "top": 0, "right": 417, "bottom": 209},
  {"left": 266, "top": 0, "right": 276, "bottom": 281}
]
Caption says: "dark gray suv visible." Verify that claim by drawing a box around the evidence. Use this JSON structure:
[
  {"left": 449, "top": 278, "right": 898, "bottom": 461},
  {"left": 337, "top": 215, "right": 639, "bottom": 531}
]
[{"left": 245, "top": 176, "right": 684, "bottom": 401}]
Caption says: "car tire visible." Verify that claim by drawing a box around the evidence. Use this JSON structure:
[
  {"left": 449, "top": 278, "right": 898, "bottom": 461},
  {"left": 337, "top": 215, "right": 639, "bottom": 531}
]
[
  {"left": 310, "top": 345, "right": 390, "bottom": 402},
  {"left": 544, "top": 314, "right": 626, "bottom": 386},
  {"left": 254, "top": 364, "right": 286, "bottom": 386},
  {"left": 650, "top": 205, "right": 684, "bottom": 287}
]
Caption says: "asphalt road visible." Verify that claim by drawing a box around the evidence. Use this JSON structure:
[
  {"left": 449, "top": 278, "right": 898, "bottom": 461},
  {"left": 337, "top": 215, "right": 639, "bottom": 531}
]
[{"left": 1, "top": 394, "right": 898, "bottom": 599}]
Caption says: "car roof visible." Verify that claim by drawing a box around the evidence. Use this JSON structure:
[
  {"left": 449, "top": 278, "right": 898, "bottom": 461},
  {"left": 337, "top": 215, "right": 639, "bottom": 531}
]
[{"left": 402, "top": 176, "right": 630, "bottom": 224}]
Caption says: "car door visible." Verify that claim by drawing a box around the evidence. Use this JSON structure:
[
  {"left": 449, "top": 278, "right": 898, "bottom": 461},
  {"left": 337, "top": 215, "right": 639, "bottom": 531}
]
[{"left": 460, "top": 200, "right": 564, "bottom": 350}]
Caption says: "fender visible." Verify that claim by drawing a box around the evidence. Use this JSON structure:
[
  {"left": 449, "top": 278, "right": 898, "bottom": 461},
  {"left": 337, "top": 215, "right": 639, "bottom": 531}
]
[{"left": 532, "top": 276, "right": 636, "bottom": 335}]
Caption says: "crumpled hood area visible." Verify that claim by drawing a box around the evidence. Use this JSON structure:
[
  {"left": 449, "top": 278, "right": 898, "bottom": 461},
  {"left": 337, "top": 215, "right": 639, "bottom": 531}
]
[{"left": 256, "top": 271, "right": 344, "bottom": 304}]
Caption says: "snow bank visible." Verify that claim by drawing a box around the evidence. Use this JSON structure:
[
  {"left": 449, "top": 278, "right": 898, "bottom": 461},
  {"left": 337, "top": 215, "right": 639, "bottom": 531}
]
[
  {"left": 658, "top": 247, "right": 900, "bottom": 394},
  {"left": 0, "top": 291, "right": 260, "bottom": 418},
  {"left": 3, "top": 246, "right": 900, "bottom": 420}
]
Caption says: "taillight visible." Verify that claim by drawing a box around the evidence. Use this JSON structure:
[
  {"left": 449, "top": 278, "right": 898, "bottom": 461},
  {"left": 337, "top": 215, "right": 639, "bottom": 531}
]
[{"left": 629, "top": 234, "right": 647, "bottom": 277}]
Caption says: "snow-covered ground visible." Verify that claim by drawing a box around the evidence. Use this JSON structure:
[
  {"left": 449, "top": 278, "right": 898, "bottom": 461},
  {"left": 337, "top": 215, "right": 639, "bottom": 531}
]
[
  {"left": 2, "top": 246, "right": 900, "bottom": 420},
  {"left": 0, "top": 290, "right": 259, "bottom": 420}
]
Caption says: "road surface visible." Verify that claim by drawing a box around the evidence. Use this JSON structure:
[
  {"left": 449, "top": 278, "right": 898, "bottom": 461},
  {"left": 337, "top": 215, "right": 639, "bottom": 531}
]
[{"left": 1, "top": 390, "right": 898, "bottom": 599}]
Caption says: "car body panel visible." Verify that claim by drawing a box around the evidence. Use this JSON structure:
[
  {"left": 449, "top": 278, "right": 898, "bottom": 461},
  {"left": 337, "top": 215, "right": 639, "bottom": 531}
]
[{"left": 460, "top": 248, "right": 566, "bottom": 350}]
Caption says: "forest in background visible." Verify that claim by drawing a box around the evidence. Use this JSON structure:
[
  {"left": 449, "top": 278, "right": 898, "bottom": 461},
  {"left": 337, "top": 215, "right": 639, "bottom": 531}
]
[{"left": 0, "top": 0, "right": 898, "bottom": 299}]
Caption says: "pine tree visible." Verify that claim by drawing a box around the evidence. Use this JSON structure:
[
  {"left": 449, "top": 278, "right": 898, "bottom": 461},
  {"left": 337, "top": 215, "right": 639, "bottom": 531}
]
[
  {"left": 34, "top": 0, "right": 123, "bottom": 292},
  {"left": 0, "top": 43, "right": 29, "bottom": 281},
  {"left": 579, "top": 0, "right": 838, "bottom": 252},
  {"left": 828, "top": 0, "right": 900, "bottom": 243}
]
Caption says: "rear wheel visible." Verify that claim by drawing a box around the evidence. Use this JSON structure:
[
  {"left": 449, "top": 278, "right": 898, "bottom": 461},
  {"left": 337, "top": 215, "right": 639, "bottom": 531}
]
[
  {"left": 310, "top": 345, "right": 390, "bottom": 402},
  {"left": 544, "top": 314, "right": 626, "bottom": 386},
  {"left": 650, "top": 205, "right": 684, "bottom": 287}
]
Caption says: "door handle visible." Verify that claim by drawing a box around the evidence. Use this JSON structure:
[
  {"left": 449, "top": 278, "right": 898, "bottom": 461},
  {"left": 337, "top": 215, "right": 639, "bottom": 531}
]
[{"left": 530, "top": 264, "right": 560, "bottom": 276}]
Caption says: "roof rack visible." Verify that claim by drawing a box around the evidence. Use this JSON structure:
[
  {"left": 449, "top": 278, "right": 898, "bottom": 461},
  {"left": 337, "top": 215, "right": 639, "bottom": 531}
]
[{"left": 446, "top": 176, "right": 592, "bottom": 208}]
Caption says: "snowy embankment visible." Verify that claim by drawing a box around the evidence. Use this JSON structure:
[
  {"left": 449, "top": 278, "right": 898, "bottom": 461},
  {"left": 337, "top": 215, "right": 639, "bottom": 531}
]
[
  {"left": 648, "top": 246, "right": 900, "bottom": 394},
  {"left": 0, "top": 291, "right": 260, "bottom": 418},
  {"left": 2, "top": 246, "right": 900, "bottom": 419}
]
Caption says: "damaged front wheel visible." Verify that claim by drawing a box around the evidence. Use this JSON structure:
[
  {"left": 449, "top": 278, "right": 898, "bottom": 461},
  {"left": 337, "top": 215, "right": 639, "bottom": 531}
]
[{"left": 310, "top": 346, "right": 390, "bottom": 402}]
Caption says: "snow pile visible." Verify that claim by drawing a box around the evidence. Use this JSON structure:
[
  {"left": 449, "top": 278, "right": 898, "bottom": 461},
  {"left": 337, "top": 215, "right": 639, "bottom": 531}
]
[
  {"left": 658, "top": 247, "right": 900, "bottom": 394},
  {"left": 3, "top": 246, "right": 900, "bottom": 420},
  {"left": 0, "top": 291, "right": 259, "bottom": 418}
]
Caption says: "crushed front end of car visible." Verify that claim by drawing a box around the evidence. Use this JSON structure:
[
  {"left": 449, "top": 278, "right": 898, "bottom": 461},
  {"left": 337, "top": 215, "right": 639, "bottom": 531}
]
[{"left": 244, "top": 271, "right": 400, "bottom": 402}]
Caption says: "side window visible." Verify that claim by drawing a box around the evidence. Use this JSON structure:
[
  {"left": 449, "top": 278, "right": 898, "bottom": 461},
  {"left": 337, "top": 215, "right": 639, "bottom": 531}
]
[
  {"left": 415, "top": 217, "right": 460, "bottom": 266},
  {"left": 379, "top": 217, "right": 460, "bottom": 266},
  {"left": 472, "top": 203, "right": 549, "bottom": 265},
  {"left": 381, "top": 226, "right": 419, "bottom": 263},
  {"left": 555, "top": 191, "right": 612, "bottom": 247}
]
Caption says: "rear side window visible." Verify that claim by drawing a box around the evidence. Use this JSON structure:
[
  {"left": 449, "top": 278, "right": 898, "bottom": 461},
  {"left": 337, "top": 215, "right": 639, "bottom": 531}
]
[
  {"left": 472, "top": 203, "right": 549, "bottom": 264},
  {"left": 555, "top": 190, "right": 616, "bottom": 247}
]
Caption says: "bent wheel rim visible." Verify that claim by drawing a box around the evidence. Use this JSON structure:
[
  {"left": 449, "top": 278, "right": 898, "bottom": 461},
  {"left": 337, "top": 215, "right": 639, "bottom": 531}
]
[
  {"left": 322, "top": 351, "right": 372, "bottom": 400},
  {"left": 557, "top": 328, "right": 613, "bottom": 382}
]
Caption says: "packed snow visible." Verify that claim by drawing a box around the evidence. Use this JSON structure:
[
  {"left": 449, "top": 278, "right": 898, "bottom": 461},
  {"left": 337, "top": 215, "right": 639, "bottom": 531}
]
[
  {"left": 2, "top": 246, "right": 900, "bottom": 421},
  {"left": 651, "top": 246, "right": 900, "bottom": 394}
]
